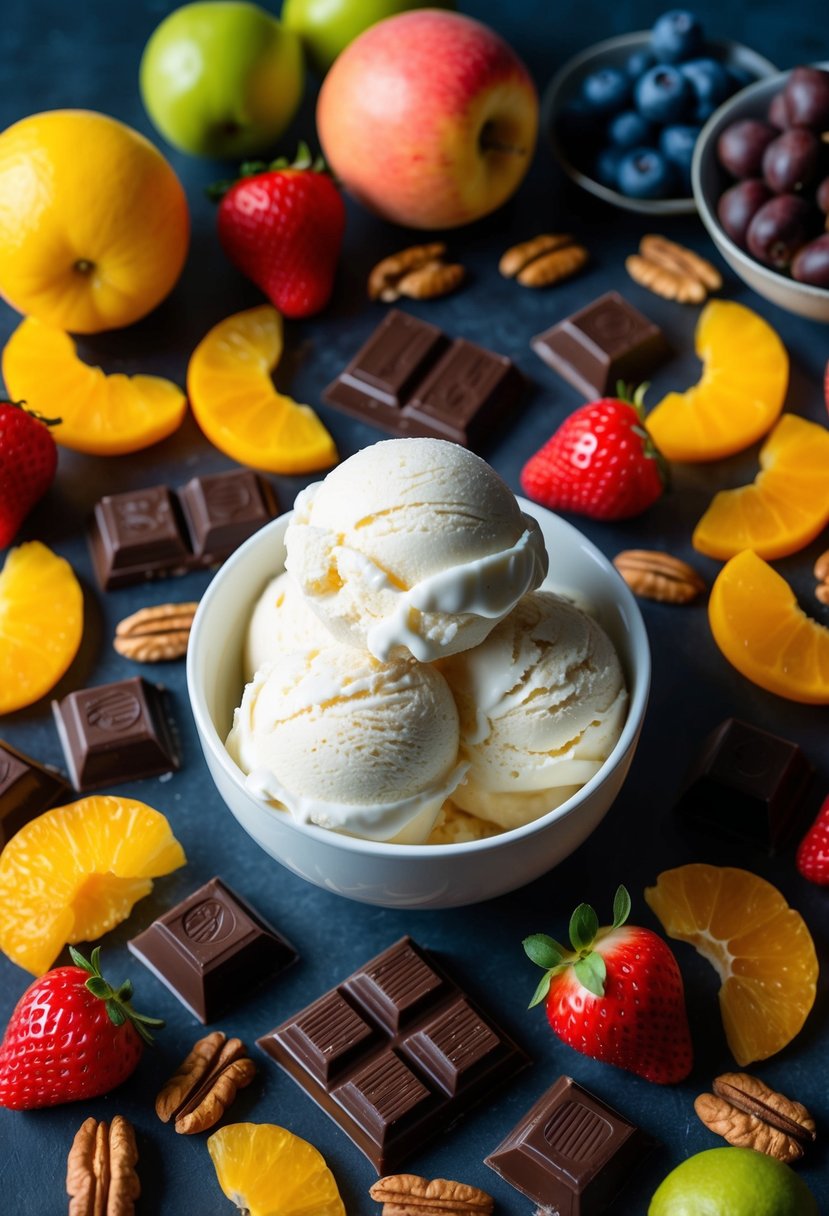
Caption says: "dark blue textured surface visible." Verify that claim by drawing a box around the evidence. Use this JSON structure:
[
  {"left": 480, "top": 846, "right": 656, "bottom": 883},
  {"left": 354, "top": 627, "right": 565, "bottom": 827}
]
[{"left": 1, "top": 2, "right": 828, "bottom": 1213}]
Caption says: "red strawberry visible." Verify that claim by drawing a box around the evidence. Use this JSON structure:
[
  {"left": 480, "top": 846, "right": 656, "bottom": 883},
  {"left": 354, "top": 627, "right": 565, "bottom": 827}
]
[
  {"left": 215, "top": 143, "right": 346, "bottom": 319},
  {"left": 0, "top": 400, "right": 59, "bottom": 547},
  {"left": 797, "top": 794, "right": 829, "bottom": 885},
  {"left": 523, "top": 886, "right": 693, "bottom": 1084},
  {"left": 0, "top": 947, "right": 162, "bottom": 1110},
  {"left": 520, "top": 385, "right": 667, "bottom": 520}
]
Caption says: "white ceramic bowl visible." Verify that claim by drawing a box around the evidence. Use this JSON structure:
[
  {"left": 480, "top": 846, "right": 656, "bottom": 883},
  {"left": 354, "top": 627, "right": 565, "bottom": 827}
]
[
  {"left": 543, "top": 32, "right": 777, "bottom": 215},
  {"left": 187, "top": 500, "right": 650, "bottom": 909},
  {"left": 692, "top": 64, "right": 829, "bottom": 323}
]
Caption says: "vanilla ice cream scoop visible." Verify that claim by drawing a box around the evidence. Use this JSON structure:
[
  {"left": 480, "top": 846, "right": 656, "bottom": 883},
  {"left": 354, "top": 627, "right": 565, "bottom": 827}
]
[
  {"left": 442, "top": 591, "right": 627, "bottom": 830},
  {"left": 226, "top": 644, "right": 467, "bottom": 843},
  {"left": 244, "top": 571, "right": 334, "bottom": 681},
  {"left": 284, "top": 438, "right": 548, "bottom": 662}
]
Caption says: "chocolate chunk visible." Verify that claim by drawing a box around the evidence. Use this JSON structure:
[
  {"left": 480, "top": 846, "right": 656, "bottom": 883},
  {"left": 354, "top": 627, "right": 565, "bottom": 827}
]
[
  {"left": 532, "top": 291, "right": 670, "bottom": 399},
  {"left": 257, "top": 936, "right": 528, "bottom": 1173},
  {"left": 0, "top": 741, "right": 70, "bottom": 849},
  {"left": 485, "top": 1075, "right": 650, "bottom": 1214},
  {"left": 88, "top": 470, "right": 278, "bottom": 590},
  {"left": 52, "top": 676, "right": 180, "bottom": 791},
  {"left": 675, "top": 718, "right": 814, "bottom": 850},
  {"left": 128, "top": 877, "right": 297, "bottom": 1023},
  {"left": 324, "top": 309, "right": 524, "bottom": 447}
]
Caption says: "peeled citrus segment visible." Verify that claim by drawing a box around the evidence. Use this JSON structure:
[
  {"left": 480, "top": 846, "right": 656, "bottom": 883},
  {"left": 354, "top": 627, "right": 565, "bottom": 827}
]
[
  {"left": 709, "top": 549, "right": 829, "bottom": 704},
  {"left": 645, "top": 864, "right": 818, "bottom": 1067},
  {"left": 0, "top": 796, "right": 185, "bottom": 975},
  {"left": 0, "top": 541, "right": 83, "bottom": 714},
  {"left": 646, "top": 301, "right": 788, "bottom": 462},
  {"left": 208, "top": 1123, "right": 345, "bottom": 1216},
  {"left": 693, "top": 415, "right": 829, "bottom": 560},
  {"left": 2, "top": 316, "right": 187, "bottom": 455},
  {"left": 187, "top": 305, "right": 337, "bottom": 475}
]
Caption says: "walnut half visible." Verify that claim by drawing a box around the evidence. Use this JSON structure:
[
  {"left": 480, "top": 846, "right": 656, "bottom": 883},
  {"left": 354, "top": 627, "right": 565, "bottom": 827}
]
[{"left": 66, "top": 1115, "right": 140, "bottom": 1216}]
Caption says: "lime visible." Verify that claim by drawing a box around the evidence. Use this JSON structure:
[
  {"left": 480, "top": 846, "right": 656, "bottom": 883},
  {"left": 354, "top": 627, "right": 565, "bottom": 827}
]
[{"left": 648, "top": 1147, "right": 818, "bottom": 1215}]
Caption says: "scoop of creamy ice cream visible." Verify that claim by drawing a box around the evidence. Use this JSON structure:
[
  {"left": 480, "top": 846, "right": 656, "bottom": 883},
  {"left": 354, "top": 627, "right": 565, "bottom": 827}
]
[
  {"left": 244, "top": 571, "right": 334, "bottom": 682},
  {"left": 442, "top": 591, "right": 627, "bottom": 830},
  {"left": 425, "top": 803, "right": 502, "bottom": 845},
  {"left": 284, "top": 437, "right": 548, "bottom": 662},
  {"left": 227, "top": 644, "right": 467, "bottom": 843}
]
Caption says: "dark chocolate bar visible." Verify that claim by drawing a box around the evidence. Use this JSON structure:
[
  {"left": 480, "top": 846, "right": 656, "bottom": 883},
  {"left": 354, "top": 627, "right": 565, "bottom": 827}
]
[
  {"left": 0, "top": 741, "right": 70, "bottom": 849},
  {"left": 128, "top": 877, "right": 297, "bottom": 1023},
  {"left": 324, "top": 309, "right": 524, "bottom": 447},
  {"left": 485, "top": 1075, "right": 650, "bottom": 1215},
  {"left": 89, "top": 469, "right": 278, "bottom": 590},
  {"left": 257, "top": 936, "right": 528, "bottom": 1173},
  {"left": 52, "top": 676, "right": 179, "bottom": 791},
  {"left": 532, "top": 291, "right": 669, "bottom": 399},
  {"left": 675, "top": 718, "right": 813, "bottom": 850}
]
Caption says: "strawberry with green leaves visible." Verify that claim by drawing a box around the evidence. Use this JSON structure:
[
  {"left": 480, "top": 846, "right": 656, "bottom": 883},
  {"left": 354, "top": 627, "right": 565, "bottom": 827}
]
[
  {"left": 213, "top": 143, "right": 346, "bottom": 319},
  {"left": 0, "top": 947, "right": 162, "bottom": 1110},
  {"left": 524, "top": 886, "right": 693, "bottom": 1085},
  {"left": 0, "top": 399, "right": 59, "bottom": 548},
  {"left": 520, "top": 385, "right": 668, "bottom": 520}
]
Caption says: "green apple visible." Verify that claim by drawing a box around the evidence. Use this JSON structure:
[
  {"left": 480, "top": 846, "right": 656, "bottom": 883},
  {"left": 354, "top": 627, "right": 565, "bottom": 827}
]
[
  {"left": 649, "top": 1148, "right": 819, "bottom": 1216},
  {"left": 140, "top": 1, "right": 304, "bottom": 158},
  {"left": 282, "top": 0, "right": 454, "bottom": 75}
]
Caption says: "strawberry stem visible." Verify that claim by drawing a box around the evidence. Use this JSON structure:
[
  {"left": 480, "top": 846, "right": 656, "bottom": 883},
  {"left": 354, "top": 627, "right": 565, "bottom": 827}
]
[
  {"left": 69, "top": 946, "right": 163, "bottom": 1046},
  {"left": 2, "top": 399, "right": 61, "bottom": 427},
  {"left": 206, "top": 141, "right": 331, "bottom": 201},
  {"left": 524, "top": 885, "right": 631, "bottom": 1005}
]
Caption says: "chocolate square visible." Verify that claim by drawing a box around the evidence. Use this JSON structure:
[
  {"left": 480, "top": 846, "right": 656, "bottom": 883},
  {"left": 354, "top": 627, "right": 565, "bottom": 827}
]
[
  {"left": 406, "top": 340, "right": 523, "bottom": 445},
  {"left": 675, "top": 718, "right": 814, "bottom": 849},
  {"left": 0, "top": 741, "right": 69, "bottom": 849},
  {"left": 178, "top": 470, "right": 277, "bottom": 561},
  {"left": 52, "top": 676, "right": 179, "bottom": 791},
  {"left": 532, "top": 291, "right": 670, "bottom": 399},
  {"left": 90, "top": 486, "right": 190, "bottom": 589},
  {"left": 128, "top": 877, "right": 296, "bottom": 1023}
]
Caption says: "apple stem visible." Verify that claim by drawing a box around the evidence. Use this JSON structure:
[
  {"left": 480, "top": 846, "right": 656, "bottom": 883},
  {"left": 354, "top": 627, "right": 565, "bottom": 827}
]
[{"left": 479, "top": 122, "right": 526, "bottom": 157}]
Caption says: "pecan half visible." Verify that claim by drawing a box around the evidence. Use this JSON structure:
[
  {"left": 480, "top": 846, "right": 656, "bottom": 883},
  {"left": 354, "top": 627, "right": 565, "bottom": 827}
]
[
  {"left": 640, "top": 234, "right": 722, "bottom": 291},
  {"left": 114, "top": 602, "right": 198, "bottom": 662},
  {"left": 499, "top": 233, "right": 588, "bottom": 288},
  {"left": 695, "top": 1072, "right": 816, "bottom": 1164},
  {"left": 368, "top": 244, "right": 464, "bottom": 302},
  {"left": 814, "top": 548, "right": 829, "bottom": 604},
  {"left": 156, "top": 1030, "right": 257, "bottom": 1134},
  {"left": 67, "top": 1115, "right": 140, "bottom": 1216},
  {"left": 369, "top": 1174, "right": 494, "bottom": 1215},
  {"left": 499, "top": 233, "right": 575, "bottom": 278},
  {"left": 613, "top": 550, "right": 706, "bottom": 604},
  {"left": 626, "top": 234, "right": 721, "bottom": 303}
]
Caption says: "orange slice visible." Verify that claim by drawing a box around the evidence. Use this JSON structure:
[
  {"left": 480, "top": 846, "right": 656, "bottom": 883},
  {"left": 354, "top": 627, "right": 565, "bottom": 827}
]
[
  {"left": 709, "top": 550, "right": 829, "bottom": 704},
  {"left": 208, "top": 1123, "right": 345, "bottom": 1216},
  {"left": 693, "top": 415, "right": 829, "bottom": 560},
  {"left": 0, "top": 541, "right": 83, "bottom": 714},
  {"left": 2, "top": 316, "right": 187, "bottom": 455},
  {"left": 646, "top": 301, "right": 788, "bottom": 462},
  {"left": 0, "top": 796, "right": 185, "bottom": 976},
  {"left": 187, "top": 305, "right": 337, "bottom": 475},
  {"left": 645, "top": 864, "right": 818, "bottom": 1067}
]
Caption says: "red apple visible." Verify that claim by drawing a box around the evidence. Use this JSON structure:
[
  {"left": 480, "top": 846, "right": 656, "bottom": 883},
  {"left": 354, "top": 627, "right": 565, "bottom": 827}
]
[{"left": 316, "top": 10, "right": 538, "bottom": 229}]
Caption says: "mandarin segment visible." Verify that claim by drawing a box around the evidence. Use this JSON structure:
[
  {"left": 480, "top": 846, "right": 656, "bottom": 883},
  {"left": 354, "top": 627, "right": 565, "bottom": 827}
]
[
  {"left": 207, "top": 1123, "right": 345, "bottom": 1216},
  {"left": 646, "top": 300, "right": 788, "bottom": 462},
  {"left": 187, "top": 305, "right": 338, "bottom": 475},
  {"left": 645, "top": 864, "right": 818, "bottom": 1067},
  {"left": 0, "top": 541, "right": 83, "bottom": 714},
  {"left": 0, "top": 797, "right": 185, "bottom": 975},
  {"left": 709, "top": 550, "right": 829, "bottom": 704},
  {"left": 2, "top": 317, "right": 187, "bottom": 455}
]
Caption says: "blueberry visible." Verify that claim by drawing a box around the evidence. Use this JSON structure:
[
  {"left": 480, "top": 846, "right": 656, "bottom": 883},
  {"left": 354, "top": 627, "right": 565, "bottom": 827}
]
[
  {"left": 608, "top": 109, "right": 655, "bottom": 149},
  {"left": 680, "top": 58, "right": 731, "bottom": 121},
  {"left": 650, "top": 9, "right": 705, "bottom": 63},
  {"left": 581, "top": 66, "right": 631, "bottom": 116},
  {"left": 617, "top": 147, "right": 677, "bottom": 198},
  {"left": 659, "top": 123, "right": 701, "bottom": 192},
  {"left": 626, "top": 47, "right": 656, "bottom": 79},
  {"left": 635, "top": 64, "right": 692, "bottom": 124},
  {"left": 594, "top": 145, "right": 625, "bottom": 189}
]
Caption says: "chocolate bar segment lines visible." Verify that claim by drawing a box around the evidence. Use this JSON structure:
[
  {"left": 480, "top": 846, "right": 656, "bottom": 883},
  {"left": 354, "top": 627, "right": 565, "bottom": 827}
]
[{"left": 257, "top": 936, "right": 528, "bottom": 1173}]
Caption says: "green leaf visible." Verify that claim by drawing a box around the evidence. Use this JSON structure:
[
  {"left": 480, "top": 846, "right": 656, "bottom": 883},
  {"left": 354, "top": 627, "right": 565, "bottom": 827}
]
[
  {"left": 574, "top": 952, "right": 607, "bottom": 998},
  {"left": 69, "top": 946, "right": 93, "bottom": 973},
  {"left": 569, "top": 903, "right": 599, "bottom": 952},
  {"left": 89, "top": 946, "right": 102, "bottom": 976},
  {"left": 105, "top": 1000, "right": 126, "bottom": 1027},
  {"left": 523, "top": 934, "right": 566, "bottom": 970},
  {"left": 128, "top": 1011, "right": 165, "bottom": 1027},
  {"left": 612, "top": 885, "right": 632, "bottom": 929},
  {"left": 85, "top": 976, "right": 110, "bottom": 1000},
  {"left": 528, "top": 971, "right": 553, "bottom": 1009},
  {"left": 116, "top": 980, "right": 133, "bottom": 1003}
]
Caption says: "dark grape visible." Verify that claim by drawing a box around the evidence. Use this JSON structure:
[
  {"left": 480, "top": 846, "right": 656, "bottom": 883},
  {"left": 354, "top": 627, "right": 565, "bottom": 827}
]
[
  {"left": 782, "top": 66, "right": 829, "bottom": 131},
  {"left": 762, "top": 128, "right": 820, "bottom": 193},
  {"left": 717, "top": 179, "right": 772, "bottom": 248},
  {"left": 817, "top": 177, "right": 829, "bottom": 214},
  {"left": 717, "top": 119, "right": 778, "bottom": 179},
  {"left": 746, "top": 194, "right": 815, "bottom": 269},
  {"left": 767, "top": 90, "right": 790, "bottom": 130},
  {"left": 791, "top": 234, "right": 829, "bottom": 286}
]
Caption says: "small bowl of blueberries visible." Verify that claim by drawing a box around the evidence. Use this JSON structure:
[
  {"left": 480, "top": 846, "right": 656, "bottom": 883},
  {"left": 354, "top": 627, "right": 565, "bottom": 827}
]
[
  {"left": 544, "top": 9, "right": 777, "bottom": 213},
  {"left": 692, "top": 64, "right": 829, "bottom": 320}
]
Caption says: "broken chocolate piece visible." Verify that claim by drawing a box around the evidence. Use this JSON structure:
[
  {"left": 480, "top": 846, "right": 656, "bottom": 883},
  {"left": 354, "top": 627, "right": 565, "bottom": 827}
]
[{"left": 0, "top": 740, "right": 69, "bottom": 849}]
